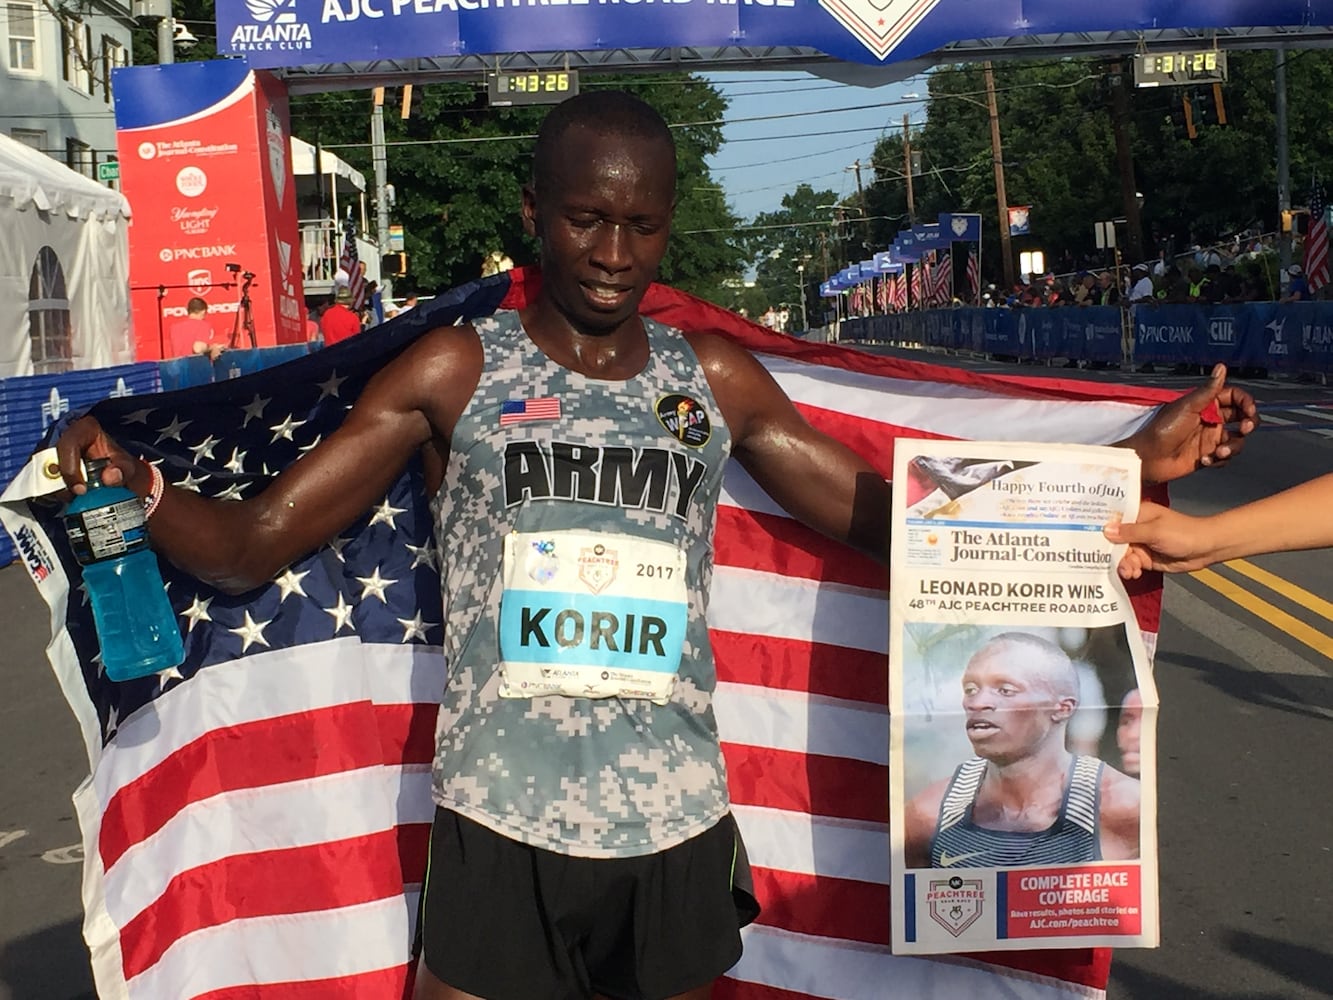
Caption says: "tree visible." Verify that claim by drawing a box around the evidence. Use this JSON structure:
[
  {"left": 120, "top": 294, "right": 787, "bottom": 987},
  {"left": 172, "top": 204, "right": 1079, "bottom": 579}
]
[
  {"left": 744, "top": 183, "right": 841, "bottom": 328},
  {"left": 289, "top": 76, "right": 745, "bottom": 299}
]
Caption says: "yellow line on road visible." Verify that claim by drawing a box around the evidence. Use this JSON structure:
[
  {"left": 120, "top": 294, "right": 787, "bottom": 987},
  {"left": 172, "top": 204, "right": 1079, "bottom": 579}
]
[
  {"left": 1190, "top": 567, "right": 1333, "bottom": 661},
  {"left": 1226, "top": 559, "right": 1333, "bottom": 625}
]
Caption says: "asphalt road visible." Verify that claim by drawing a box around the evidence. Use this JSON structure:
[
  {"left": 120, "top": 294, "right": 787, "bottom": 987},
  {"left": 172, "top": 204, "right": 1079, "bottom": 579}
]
[{"left": 0, "top": 352, "right": 1329, "bottom": 1000}]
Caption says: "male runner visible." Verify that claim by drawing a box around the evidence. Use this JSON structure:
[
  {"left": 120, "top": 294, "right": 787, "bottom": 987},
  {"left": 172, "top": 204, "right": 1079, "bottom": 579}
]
[
  {"left": 903, "top": 632, "right": 1140, "bottom": 869},
  {"left": 60, "top": 92, "right": 1251, "bottom": 999}
]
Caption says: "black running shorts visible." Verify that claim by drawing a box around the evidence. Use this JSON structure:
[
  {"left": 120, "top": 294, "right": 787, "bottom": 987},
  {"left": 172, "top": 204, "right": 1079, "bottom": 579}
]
[{"left": 416, "top": 809, "right": 759, "bottom": 1000}]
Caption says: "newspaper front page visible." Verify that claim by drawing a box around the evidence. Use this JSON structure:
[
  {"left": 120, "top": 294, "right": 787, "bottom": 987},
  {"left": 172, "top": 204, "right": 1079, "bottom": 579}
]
[{"left": 889, "top": 440, "right": 1159, "bottom": 954}]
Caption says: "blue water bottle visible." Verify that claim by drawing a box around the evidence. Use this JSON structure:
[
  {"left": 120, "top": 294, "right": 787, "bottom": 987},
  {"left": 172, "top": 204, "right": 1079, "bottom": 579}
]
[{"left": 64, "top": 458, "right": 184, "bottom": 681}]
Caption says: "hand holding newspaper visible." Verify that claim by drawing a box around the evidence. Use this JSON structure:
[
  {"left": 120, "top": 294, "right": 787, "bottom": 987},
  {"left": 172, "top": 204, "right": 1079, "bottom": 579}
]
[{"left": 890, "top": 440, "right": 1158, "bottom": 954}]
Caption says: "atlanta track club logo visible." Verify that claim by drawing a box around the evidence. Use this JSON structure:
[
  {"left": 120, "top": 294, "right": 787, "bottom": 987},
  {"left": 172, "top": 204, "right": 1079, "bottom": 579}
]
[{"left": 819, "top": 0, "right": 942, "bottom": 61}]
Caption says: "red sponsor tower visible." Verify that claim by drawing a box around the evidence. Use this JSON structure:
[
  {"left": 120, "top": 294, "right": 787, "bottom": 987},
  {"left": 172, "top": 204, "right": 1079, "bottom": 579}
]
[{"left": 113, "top": 62, "right": 307, "bottom": 360}]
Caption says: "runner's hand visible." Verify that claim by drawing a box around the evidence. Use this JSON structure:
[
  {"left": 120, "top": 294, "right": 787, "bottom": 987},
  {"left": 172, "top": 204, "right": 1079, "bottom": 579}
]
[
  {"left": 1125, "top": 364, "right": 1259, "bottom": 483},
  {"left": 56, "top": 416, "right": 146, "bottom": 496}
]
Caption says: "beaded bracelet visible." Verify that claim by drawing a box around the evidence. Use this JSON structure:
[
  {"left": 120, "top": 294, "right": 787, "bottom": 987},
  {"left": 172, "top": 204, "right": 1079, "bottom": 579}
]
[{"left": 142, "top": 462, "right": 165, "bottom": 520}]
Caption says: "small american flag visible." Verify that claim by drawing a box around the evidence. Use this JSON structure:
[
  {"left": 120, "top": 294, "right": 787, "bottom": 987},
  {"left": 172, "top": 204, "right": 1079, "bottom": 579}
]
[
  {"left": 966, "top": 248, "right": 981, "bottom": 304},
  {"left": 1305, "top": 181, "right": 1330, "bottom": 293},
  {"left": 339, "top": 215, "right": 366, "bottom": 313},
  {"left": 499, "top": 396, "right": 562, "bottom": 425}
]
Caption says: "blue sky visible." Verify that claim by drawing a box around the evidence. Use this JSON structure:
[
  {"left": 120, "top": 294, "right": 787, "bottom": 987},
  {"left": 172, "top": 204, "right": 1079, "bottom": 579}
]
[{"left": 704, "top": 71, "right": 928, "bottom": 223}]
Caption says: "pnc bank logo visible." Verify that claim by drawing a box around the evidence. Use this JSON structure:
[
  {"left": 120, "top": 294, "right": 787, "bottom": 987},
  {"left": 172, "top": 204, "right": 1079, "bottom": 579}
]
[{"left": 819, "top": 0, "right": 942, "bottom": 60}]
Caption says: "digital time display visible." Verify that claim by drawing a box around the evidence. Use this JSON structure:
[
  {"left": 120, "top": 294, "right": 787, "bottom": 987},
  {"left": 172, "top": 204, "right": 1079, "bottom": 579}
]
[
  {"left": 1134, "top": 50, "right": 1228, "bottom": 88},
  {"left": 487, "top": 70, "right": 580, "bottom": 107}
]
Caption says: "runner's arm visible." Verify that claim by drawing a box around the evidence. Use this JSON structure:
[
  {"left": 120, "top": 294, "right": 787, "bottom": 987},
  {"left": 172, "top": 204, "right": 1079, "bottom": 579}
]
[
  {"left": 688, "top": 332, "right": 890, "bottom": 563},
  {"left": 57, "top": 327, "right": 481, "bottom": 593}
]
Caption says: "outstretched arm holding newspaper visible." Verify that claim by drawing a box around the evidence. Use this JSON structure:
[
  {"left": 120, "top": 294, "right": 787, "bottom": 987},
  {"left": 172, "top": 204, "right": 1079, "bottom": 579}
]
[{"left": 1106, "top": 473, "right": 1333, "bottom": 577}]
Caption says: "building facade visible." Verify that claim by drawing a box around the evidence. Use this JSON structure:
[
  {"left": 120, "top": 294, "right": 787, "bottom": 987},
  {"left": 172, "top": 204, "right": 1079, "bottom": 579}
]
[{"left": 2, "top": 0, "right": 133, "bottom": 179}]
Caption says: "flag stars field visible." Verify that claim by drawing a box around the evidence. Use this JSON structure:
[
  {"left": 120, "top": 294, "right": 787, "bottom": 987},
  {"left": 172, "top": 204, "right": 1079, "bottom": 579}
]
[
  {"left": 369, "top": 497, "right": 408, "bottom": 530},
  {"left": 273, "top": 568, "right": 311, "bottom": 602},
  {"left": 180, "top": 596, "right": 213, "bottom": 633},
  {"left": 316, "top": 370, "right": 348, "bottom": 400},
  {"left": 228, "top": 610, "right": 274, "bottom": 653},
  {"left": 356, "top": 567, "right": 397, "bottom": 603},
  {"left": 269, "top": 413, "right": 308, "bottom": 444},
  {"left": 324, "top": 592, "right": 356, "bottom": 633},
  {"left": 241, "top": 394, "right": 271, "bottom": 428}
]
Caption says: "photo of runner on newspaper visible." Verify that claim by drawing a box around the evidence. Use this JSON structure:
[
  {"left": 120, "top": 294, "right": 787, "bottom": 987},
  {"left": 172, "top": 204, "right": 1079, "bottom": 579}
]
[{"left": 901, "top": 625, "right": 1142, "bottom": 871}]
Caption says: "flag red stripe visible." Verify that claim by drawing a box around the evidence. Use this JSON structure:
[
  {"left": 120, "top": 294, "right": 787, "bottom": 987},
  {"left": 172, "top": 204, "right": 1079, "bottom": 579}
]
[
  {"left": 120, "top": 831, "right": 407, "bottom": 979},
  {"left": 710, "top": 631, "right": 887, "bottom": 706},
  {"left": 192, "top": 966, "right": 410, "bottom": 1000},
  {"left": 748, "top": 866, "right": 887, "bottom": 944},
  {"left": 714, "top": 505, "right": 886, "bottom": 591},
  {"left": 715, "top": 979, "right": 816, "bottom": 1000},
  {"left": 100, "top": 705, "right": 393, "bottom": 869},
  {"left": 723, "top": 744, "right": 888, "bottom": 824}
]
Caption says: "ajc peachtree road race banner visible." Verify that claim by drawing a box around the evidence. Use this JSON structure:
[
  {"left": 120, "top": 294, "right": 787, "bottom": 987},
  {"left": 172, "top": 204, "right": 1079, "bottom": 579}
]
[
  {"left": 112, "top": 62, "right": 307, "bottom": 360},
  {"left": 217, "top": 0, "right": 1333, "bottom": 70},
  {"left": 889, "top": 440, "right": 1158, "bottom": 954}
]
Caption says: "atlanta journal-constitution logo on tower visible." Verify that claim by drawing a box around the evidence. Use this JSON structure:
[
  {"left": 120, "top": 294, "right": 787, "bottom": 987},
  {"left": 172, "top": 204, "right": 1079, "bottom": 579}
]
[
  {"left": 232, "top": 0, "right": 312, "bottom": 51},
  {"left": 819, "top": 0, "right": 942, "bottom": 60}
]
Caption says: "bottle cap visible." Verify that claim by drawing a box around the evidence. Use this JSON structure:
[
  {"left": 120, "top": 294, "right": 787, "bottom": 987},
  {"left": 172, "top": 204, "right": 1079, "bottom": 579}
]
[{"left": 82, "top": 457, "right": 111, "bottom": 486}]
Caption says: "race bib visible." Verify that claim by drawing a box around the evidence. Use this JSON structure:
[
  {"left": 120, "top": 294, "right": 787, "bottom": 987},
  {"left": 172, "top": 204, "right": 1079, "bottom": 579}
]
[{"left": 498, "top": 530, "right": 688, "bottom": 704}]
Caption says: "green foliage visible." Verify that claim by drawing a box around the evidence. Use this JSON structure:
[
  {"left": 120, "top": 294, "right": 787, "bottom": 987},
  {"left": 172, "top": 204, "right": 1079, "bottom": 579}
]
[
  {"left": 848, "top": 51, "right": 1333, "bottom": 283},
  {"left": 289, "top": 76, "right": 745, "bottom": 298},
  {"left": 744, "top": 183, "right": 841, "bottom": 325}
]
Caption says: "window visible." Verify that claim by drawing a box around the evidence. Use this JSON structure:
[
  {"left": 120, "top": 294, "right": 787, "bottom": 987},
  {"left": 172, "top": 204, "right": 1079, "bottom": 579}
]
[
  {"left": 10, "top": 128, "right": 45, "bottom": 152},
  {"left": 61, "top": 16, "right": 92, "bottom": 93},
  {"left": 66, "top": 137, "right": 93, "bottom": 178},
  {"left": 29, "top": 247, "right": 73, "bottom": 375},
  {"left": 6, "top": 2, "right": 36, "bottom": 72},
  {"left": 100, "top": 36, "right": 126, "bottom": 103}
]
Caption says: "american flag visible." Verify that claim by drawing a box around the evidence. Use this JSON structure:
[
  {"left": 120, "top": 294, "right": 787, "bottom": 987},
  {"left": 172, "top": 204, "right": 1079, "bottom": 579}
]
[
  {"left": 1304, "top": 181, "right": 1330, "bottom": 293},
  {"left": 890, "top": 272, "right": 906, "bottom": 311},
  {"left": 967, "top": 248, "right": 982, "bottom": 304},
  {"left": 910, "top": 259, "right": 924, "bottom": 309},
  {"left": 2, "top": 267, "right": 1179, "bottom": 1000},
  {"left": 931, "top": 249, "right": 954, "bottom": 306},
  {"left": 340, "top": 214, "right": 367, "bottom": 312},
  {"left": 499, "top": 396, "right": 562, "bottom": 425}
]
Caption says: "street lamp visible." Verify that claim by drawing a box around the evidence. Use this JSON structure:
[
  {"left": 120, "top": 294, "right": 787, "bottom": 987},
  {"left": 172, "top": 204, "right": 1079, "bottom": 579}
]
[{"left": 796, "top": 263, "right": 809, "bottom": 333}]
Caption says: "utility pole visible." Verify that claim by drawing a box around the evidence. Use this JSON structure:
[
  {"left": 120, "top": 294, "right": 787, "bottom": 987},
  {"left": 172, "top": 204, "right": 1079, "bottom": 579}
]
[
  {"left": 983, "top": 62, "right": 1015, "bottom": 290},
  {"left": 1276, "top": 46, "right": 1292, "bottom": 278},
  {"left": 1108, "top": 61, "right": 1144, "bottom": 264},
  {"left": 852, "top": 159, "right": 870, "bottom": 251},
  {"left": 370, "top": 88, "right": 392, "bottom": 299},
  {"left": 902, "top": 114, "right": 916, "bottom": 226}
]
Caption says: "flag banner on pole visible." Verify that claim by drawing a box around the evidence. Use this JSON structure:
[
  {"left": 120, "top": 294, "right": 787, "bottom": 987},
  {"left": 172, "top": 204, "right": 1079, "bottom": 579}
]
[
  {"left": 967, "top": 248, "right": 982, "bottom": 303},
  {"left": 340, "top": 215, "right": 367, "bottom": 312},
  {"left": 1305, "top": 181, "right": 1330, "bottom": 293},
  {"left": 1, "top": 266, "right": 1181, "bottom": 1000}
]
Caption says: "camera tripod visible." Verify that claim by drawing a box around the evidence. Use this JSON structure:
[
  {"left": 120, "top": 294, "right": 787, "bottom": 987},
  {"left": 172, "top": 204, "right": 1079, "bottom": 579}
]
[{"left": 228, "top": 268, "right": 258, "bottom": 350}]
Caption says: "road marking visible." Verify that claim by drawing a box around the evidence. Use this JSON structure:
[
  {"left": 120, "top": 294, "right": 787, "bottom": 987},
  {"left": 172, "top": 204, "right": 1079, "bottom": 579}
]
[
  {"left": 1227, "top": 559, "right": 1333, "bottom": 624},
  {"left": 1166, "top": 582, "right": 1328, "bottom": 680},
  {"left": 1192, "top": 567, "right": 1333, "bottom": 661},
  {"left": 0, "top": 830, "right": 28, "bottom": 850},
  {"left": 1313, "top": 428, "right": 1333, "bottom": 439},
  {"left": 1259, "top": 413, "right": 1297, "bottom": 426},
  {"left": 1292, "top": 407, "right": 1333, "bottom": 422},
  {"left": 41, "top": 843, "right": 84, "bottom": 865}
]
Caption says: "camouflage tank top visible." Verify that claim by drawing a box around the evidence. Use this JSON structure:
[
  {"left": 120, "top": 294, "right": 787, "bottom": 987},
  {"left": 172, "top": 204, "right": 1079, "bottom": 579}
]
[{"left": 431, "top": 309, "right": 733, "bottom": 857}]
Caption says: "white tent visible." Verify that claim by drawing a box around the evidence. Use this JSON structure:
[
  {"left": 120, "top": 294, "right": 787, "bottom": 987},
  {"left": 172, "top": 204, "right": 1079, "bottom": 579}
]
[{"left": 0, "top": 134, "right": 134, "bottom": 378}]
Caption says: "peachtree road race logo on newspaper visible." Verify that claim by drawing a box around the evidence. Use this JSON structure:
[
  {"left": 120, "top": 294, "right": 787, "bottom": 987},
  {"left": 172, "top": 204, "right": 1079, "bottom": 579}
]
[
  {"left": 820, "top": 0, "right": 942, "bottom": 60},
  {"left": 927, "top": 876, "right": 984, "bottom": 937},
  {"left": 233, "top": 0, "right": 312, "bottom": 51}
]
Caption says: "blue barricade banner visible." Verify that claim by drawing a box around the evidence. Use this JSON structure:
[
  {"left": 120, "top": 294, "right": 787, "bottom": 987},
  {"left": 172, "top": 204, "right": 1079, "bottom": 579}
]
[
  {"left": 1131, "top": 302, "right": 1333, "bottom": 370},
  {"left": 0, "top": 363, "right": 161, "bottom": 564},
  {"left": 215, "top": 1, "right": 1333, "bottom": 72}
]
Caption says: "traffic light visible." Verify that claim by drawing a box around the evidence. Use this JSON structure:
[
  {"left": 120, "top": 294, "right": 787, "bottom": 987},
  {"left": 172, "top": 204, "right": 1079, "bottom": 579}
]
[{"left": 381, "top": 252, "right": 408, "bottom": 276}]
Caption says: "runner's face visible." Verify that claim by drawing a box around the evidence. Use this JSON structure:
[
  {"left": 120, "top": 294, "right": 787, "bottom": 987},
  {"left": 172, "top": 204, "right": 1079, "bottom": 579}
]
[
  {"left": 1117, "top": 688, "right": 1143, "bottom": 776},
  {"left": 524, "top": 127, "right": 675, "bottom": 335},
  {"left": 960, "top": 648, "right": 1068, "bottom": 762}
]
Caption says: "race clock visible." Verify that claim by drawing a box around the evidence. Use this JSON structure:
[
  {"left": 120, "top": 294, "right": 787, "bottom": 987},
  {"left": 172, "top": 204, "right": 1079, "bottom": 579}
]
[
  {"left": 486, "top": 70, "right": 580, "bottom": 107},
  {"left": 1134, "top": 50, "right": 1228, "bottom": 88}
]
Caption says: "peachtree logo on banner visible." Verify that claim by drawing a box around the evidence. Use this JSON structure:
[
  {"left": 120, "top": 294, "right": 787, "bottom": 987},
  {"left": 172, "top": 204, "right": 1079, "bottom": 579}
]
[
  {"left": 819, "top": 0, "right": 942, "bottom": 60},
  {"left": 233, "top": 0, "right": 312, "bottom": 51}
]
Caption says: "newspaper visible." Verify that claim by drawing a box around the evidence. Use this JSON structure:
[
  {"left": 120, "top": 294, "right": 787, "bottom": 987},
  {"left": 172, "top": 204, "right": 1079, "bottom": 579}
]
[{"left": 889, "top": 440, "right": 1159, "bottom": 954}]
